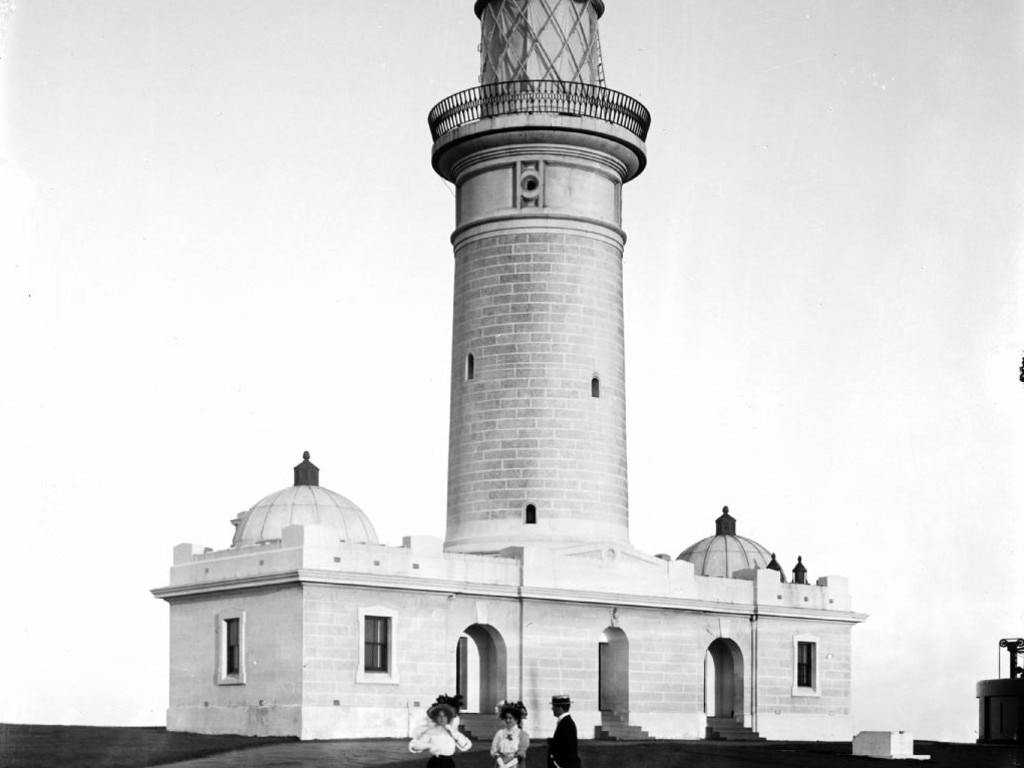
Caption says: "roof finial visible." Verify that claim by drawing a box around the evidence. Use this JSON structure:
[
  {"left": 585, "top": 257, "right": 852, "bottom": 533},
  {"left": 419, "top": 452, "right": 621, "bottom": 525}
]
[
  {"left": 294, "top": 451, "right": 320, "bottom": 486},
  {"left": 792, "top": 555, "right": 807, "bottom": 584},
  {"left": 715, "top": 505, "right": 736, "bottom": 536}
]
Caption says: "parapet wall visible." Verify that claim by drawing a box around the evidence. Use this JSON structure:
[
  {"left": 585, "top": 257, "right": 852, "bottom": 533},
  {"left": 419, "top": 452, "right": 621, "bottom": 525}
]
[{"left": 165, "top": 525, "right": 859, "bottom": 621}]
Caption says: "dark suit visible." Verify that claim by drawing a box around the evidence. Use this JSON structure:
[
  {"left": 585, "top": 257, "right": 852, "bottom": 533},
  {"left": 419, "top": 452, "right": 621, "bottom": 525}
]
[{"left": 547, "top": 713, "right": 580, "bottom": 768}]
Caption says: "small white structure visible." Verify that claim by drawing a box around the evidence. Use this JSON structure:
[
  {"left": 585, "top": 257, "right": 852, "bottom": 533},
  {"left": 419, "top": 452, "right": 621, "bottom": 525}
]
[{"left": 853, "top": 731, "right": 929, "bottom": 760}]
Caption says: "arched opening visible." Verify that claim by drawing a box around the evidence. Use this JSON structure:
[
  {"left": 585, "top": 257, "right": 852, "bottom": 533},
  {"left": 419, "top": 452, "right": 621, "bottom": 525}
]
[
  {"left": 466, "top": 353, "right": 475, "bottom": 380},
  {"left": 598, "top": 627, "right": 629, "bottom": 715},
  {"left": 525, "top": 503, "right": 536, "bottom": 524},
  {"left": 704, "top": 638, "right": 744, "bottom": 721},
  {"left": 455, "top": 624, "right": 508, "bottom": 714},
  {"left": 591, "top": 376, "right": 600, "bottom": 398}
]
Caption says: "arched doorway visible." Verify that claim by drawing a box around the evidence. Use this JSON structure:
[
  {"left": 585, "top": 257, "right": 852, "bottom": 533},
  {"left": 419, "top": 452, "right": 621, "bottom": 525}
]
[
  {"left": 455, "top": 624, "right": 508, "bottom": 714},
  {"left": 704, "top": 638, "right": 743, "bottom": 720},
  {"left": 598, "top": 627, "right": 629, "bottom": 714}
]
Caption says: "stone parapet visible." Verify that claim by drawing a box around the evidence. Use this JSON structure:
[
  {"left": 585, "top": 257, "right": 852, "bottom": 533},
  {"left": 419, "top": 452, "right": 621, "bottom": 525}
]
[{"left": 157, "top": 528, "right": 864, "bottom": 625}]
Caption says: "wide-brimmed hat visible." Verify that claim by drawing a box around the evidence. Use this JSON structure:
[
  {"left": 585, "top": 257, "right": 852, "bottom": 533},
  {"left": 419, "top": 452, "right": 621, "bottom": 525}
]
[
  {"left": 427, "top": 693, "right": 464, "bottom": 722},
  {"left": 497, "top": 700, "right": 528, "bottom": 722},
  {"left": 427, "top": 702, "right": 457, "bottom": 722}
]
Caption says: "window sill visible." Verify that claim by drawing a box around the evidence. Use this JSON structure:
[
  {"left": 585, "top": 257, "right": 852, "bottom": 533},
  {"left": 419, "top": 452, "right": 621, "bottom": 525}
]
[
  {"left": 791, "top": 686, "right": 820, "bottom": 698},
  {"left": 356, "top": 670, "right": 401, "bottom": 685}
]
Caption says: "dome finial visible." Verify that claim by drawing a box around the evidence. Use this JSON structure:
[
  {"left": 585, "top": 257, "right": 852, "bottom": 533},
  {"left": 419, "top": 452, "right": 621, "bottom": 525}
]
[
  {"left": 715, "top": 506, "right": 736, "bottom": 536},
  {"left": 294, "top": 451, "right": 320, "bottom": 487}
]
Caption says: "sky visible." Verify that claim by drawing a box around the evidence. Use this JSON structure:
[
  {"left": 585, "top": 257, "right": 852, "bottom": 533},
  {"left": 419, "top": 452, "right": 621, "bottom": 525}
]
[{"left": 1, "top": 0, "right": 1021, "bottom": 745}]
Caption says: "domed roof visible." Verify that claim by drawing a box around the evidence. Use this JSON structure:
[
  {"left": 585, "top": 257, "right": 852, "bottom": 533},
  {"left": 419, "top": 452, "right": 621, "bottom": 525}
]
[
  {"left": 677, "top": 506, "right": 772, "bottom": 578},
  {"left": 231, "top": 452, "right": 379, "bottom": 547}
]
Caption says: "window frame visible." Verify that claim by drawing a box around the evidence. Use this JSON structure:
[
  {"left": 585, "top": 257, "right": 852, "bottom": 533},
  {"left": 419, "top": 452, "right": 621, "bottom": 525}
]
[
  {"left": 215, "top": 609, "right": 246, "bottom": 686},
  {"left": 357, "top": 606, "right": 400, "bottom": 685},
  {"left": 791, "top": 634, "right": 820, "bottom": 697}
]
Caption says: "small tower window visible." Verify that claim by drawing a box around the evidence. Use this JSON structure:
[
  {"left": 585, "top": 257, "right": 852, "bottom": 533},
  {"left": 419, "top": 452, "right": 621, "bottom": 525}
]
[
  {"left": 466, "top": 353, "right": 475, "bottom": 381},
  {"left": 525, "top": 504, "right": 537, "bottom": 524},
  {"left": 591, "top": 376, "right": 600, "bottom": 398}
]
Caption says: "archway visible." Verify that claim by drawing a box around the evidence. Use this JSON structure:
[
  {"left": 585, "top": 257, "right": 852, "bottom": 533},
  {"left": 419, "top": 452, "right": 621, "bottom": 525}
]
[
  {"left": 704, "top": 638, "right": 744, "bottom": 720},
  {"left": 598, "top": 627, "right": 629, "bottom": 714},
  {"left": 455, "top": 624, "right": 508, "bottom": 714}
]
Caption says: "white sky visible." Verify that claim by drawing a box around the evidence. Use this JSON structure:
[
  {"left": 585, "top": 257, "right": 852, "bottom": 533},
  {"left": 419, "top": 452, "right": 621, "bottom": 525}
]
[{"left": 1, "top": 0, "right": 1021, "bottom": 744}]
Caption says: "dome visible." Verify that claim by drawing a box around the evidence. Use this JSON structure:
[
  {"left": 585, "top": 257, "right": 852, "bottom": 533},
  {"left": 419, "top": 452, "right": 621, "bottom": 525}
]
[
  {"left": 677, "top": 506, "right": 772, "bottom": 578},
  {"left": 231, "top": 452, "right": 379, "bottom": 547}
]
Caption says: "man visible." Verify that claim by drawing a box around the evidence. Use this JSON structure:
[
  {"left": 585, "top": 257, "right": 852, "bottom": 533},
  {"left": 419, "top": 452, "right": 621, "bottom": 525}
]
[{"left": 547, "top": 694, "right": 580, "bottom": 768}]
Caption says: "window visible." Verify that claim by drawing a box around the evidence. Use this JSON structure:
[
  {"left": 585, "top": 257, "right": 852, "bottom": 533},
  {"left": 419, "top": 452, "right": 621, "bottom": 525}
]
[
  {"left": 792, "top": 634, "right": 820, "bottom": 696},
  {"left": 216, "top": 609, "right": 245, "bottom": 685},
  {"left": 525, "top": 503, "right": 537, "bottom": 524},
  {"left": 364, "top": 616, "right": 390, "bottom": 673},
  {"left": 225, "top": 618, "right": 240, "bottom": 675},
  {"left": 466, "top": 353, "right": 475, "bottom": 380},
  {"left": 797, "top": 642, "right": 814, "bottom": 687},
  {"left": 591, "top": 376, "right": 600, "bottom": 398},
  {"left": 357, "top": 606, "right": 399, "bottom": 684}
]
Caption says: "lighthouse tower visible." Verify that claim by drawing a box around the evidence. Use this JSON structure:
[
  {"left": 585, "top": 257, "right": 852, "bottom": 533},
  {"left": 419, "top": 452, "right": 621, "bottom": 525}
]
[{"left": 429, "top": 0, "right": 650, "bottom": 553}]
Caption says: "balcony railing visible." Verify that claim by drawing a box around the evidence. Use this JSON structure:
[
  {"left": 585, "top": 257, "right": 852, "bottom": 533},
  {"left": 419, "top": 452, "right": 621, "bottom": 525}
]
[{"left": 428, "top": 80, "right": 651, "bottom": 143}]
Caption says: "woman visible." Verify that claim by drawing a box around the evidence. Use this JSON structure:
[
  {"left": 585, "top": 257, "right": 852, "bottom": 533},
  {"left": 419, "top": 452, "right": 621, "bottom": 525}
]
[
  {"left": 409, "top": 695, "right": 472, "bottom": 768},
  {"left": 490, "top": 700, "right": 530, "bottom": 768}
]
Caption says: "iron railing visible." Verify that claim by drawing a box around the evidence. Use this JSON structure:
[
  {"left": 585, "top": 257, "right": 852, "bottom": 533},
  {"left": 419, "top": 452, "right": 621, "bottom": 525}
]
[{"left": 428, "top": 80, "right": 650, "bottom": 143}]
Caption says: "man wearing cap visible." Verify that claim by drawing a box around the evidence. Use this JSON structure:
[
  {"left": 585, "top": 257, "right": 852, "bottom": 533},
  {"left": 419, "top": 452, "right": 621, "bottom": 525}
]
[{"left": 547, "top": 695, "right": 580, "bottom": 768}]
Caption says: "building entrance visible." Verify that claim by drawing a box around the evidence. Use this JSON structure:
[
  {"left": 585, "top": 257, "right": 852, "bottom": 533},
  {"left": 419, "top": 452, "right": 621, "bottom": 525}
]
[
  {"left": 705, "top": 638, "right": 744, "bottom": 720},
  {"left": 598, "top": 627, "right": 629, "bottom": 714},
  {"left": 455, "top": 624, "right": 507, "bottom": 714}
]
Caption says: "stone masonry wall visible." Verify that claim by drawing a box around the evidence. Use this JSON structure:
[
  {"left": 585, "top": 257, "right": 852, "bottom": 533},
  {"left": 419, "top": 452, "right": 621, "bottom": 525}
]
[
  {"left": 446, "top": 225, "right": 630, "bottom": 552},
  {"left": 166, "top": 585, "right": 303, "bottom": 736}
]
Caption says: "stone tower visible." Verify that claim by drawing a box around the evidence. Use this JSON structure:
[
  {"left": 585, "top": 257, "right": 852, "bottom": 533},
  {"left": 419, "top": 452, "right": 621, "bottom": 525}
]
[{"left": 429, "top": 0, "right": 649, "bottom": 553}]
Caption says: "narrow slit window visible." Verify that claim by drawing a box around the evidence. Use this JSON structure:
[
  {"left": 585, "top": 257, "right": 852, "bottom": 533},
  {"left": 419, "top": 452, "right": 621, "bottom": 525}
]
[
  {"left": 225, "top": 618, "right": 240, "bottom": 676},
  {"left": 525, "top": 504, "right": 537, "bottom": 524},
  {"left": 591, "top": 376, "right": 600, "bottom": 398},
  {"left": 466, "top": 353, "right": 475, "bottom": 381}
]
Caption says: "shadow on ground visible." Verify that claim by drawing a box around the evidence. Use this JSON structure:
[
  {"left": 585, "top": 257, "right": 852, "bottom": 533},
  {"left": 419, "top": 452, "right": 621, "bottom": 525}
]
[{"left": 2, "top": 725, "right": 1021, "bottom": 768}]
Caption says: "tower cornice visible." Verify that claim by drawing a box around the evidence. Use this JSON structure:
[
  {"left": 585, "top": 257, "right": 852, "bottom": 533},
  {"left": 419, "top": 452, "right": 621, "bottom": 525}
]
[
  {"left": 429, "top": 82, "right": 649, "bottom": 182},
  {"left": 432, "top": 112, "right": 647, "bottom": 185}
]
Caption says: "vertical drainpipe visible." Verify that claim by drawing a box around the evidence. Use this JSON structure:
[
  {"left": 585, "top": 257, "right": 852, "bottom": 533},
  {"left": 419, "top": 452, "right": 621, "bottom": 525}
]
[
  {"left": 751, "top": 578, "right": 759, "bottom": 733},
  {"left": 518, "top": 557, "right": 525, "bottom": 702}
]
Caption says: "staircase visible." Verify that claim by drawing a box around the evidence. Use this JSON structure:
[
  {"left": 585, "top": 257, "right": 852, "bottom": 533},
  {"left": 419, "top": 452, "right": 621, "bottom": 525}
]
[
  {"left": 705, "top": 717, "right": 766, "bottom": 741},
  {"left": 594, "top": 711, "right": 651, "bottom": 741},
  {"left": 457, "top": 713, "right": 497, "bottom": 741}
]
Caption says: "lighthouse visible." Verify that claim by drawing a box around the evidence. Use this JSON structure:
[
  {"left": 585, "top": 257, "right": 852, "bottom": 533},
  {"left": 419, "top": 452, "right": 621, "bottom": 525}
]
[
  {"left": 429, "top": 0, "right": 650, "bottom": 553},
  {"left": 157, "top": 3, "right": 865, "bottom": 743}
]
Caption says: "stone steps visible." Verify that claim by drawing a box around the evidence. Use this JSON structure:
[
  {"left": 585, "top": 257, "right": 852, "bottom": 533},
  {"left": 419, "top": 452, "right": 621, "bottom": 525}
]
[
  {"left": 594, "top": 711, "right": 651, "bottom": 741},
  {"left": 706, "top": 717, "right": 766, "bottom": 742},
  {"left": 457, "top": 713, "right": 499, "bottom": 741}
]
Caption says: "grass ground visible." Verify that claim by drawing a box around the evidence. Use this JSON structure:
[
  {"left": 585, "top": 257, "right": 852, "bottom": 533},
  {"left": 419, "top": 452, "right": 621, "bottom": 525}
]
[
  {"left": 1, "top": 725, "right": 1021, "bottom": 768},
  {"left": 0, "top": 725, "right": 295, "bottom": 768}
]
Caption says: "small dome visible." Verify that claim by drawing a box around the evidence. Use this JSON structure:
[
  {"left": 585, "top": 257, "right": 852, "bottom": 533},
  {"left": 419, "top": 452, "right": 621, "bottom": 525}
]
[
  {"left": 677, "top": 506, "right": 772, "bottom": 578},
  {"left": 231, "top": 452, "right": 379, "bottom": 547}
]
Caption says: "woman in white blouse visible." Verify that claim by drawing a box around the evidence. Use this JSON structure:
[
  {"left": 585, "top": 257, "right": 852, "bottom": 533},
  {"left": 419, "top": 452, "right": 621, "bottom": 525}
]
[
  {"left": 409, "top": 698, "right": 472, "bottom": 768},
  {"left": 490, "top": 700, "right": 530, "bottom": 768}
]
